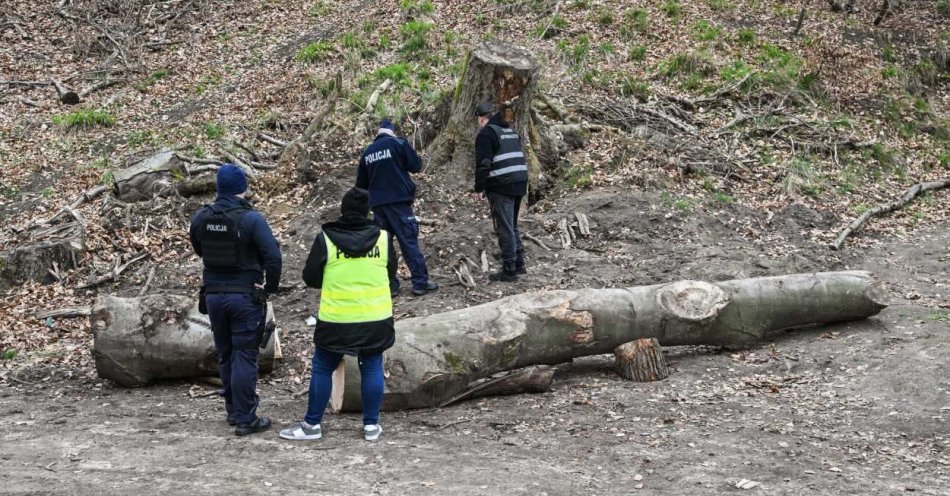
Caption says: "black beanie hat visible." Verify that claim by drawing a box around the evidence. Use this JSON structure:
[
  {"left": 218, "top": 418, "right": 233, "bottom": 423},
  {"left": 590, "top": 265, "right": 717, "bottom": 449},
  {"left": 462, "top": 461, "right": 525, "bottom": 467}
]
[{"left": 341, "top": 187, "right": 370, "bottom": 217}]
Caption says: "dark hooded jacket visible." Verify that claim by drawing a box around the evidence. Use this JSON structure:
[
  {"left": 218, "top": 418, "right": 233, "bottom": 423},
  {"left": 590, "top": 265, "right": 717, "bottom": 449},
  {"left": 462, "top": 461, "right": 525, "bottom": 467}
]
[{"left": 302, "top": 212, "right": 397, "bottom": 356}]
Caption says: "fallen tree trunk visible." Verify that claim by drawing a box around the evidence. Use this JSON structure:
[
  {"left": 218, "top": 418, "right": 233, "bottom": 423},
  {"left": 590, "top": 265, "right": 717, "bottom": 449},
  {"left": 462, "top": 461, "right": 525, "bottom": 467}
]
[
  {"left": 340, "top": 271, "right": 886, "bottom": 411},
  {"left": 91, "top": 294, "right": 278, "bottom": 386}
]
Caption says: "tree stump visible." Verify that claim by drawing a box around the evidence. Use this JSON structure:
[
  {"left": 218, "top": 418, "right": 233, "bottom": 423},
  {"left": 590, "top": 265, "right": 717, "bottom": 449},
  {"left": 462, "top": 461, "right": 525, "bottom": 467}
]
[
  {"left": 425, "top": 41, "right": 558, "bottom": 193},
  {"left": 613, "top": 338, "right": 669, "bottom": 382},
  {"left": 0, "top": 217, "right": 86, "bottom": 288}
]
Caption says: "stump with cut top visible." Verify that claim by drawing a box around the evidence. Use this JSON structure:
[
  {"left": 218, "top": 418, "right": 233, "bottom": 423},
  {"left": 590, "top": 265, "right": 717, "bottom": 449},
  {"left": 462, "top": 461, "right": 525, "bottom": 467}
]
[{"left": 614, "top": 338, "right": 669, "bottom": 382}]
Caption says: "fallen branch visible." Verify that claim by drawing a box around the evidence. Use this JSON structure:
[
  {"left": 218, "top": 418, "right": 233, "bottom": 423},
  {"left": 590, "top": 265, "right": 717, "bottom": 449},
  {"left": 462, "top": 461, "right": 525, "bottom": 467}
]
[
  {"left": 257, "top": 133, "right": 288, "bottom": 148},
  {"left": 832, "top": 179, "right": 950, "bottom": 250},
  {"left": 35, "top": 307, "right": 92, "bottom": 320},
  {"left": 51, "top": 79, "right": 79, "bottom": 104},
  {"left": 175, "top": 153, "right": 224, "bottom": 166},
  {"left": 78, "top": 79, "right": 122, "bottom": 98},
  {"left": 353, "top": 79, "right": 392, "bottom": 141},
  {"left": 523, "top": 231, "right": 551, "bottom": 251},
  {"left": 138, "top": 266, "right": 156, "bottom": 297},
  {"left": 77, "top": 252, "right": 149, "bottom": 289}
]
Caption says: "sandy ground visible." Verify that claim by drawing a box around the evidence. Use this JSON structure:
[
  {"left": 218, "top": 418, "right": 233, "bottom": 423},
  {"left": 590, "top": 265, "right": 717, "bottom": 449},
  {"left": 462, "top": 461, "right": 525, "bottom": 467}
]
[{"left": 1, "top": 191, "right": 948, "bottom": 496}]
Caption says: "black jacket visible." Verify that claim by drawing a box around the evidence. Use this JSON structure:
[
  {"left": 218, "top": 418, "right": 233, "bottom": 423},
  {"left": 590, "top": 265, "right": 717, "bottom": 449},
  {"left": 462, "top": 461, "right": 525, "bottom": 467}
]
[
  {"left": 301, "top": 213, "right": 397, "bottom": 356},
  {"left": 189, "top": 196, "right": 282, "bottom": 292},
  {"left": 474, "top": 113, "right": 529, "bottom": 197}
]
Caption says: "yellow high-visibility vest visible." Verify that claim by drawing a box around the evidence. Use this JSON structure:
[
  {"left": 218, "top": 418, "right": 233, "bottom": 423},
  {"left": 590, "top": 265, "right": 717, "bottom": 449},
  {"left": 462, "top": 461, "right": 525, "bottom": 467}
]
[{"left": 318, "top": 231, "right": 392, "bottom": 323}]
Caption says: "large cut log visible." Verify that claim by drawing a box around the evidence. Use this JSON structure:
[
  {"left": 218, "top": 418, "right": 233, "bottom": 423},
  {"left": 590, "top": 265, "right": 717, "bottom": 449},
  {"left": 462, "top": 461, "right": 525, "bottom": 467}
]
[
  {"left": 340, "top": 271, "right": 886, "bottom": 411},
  {"left": 425, "top": 41, "right": 558, "bottom": 192},
  {"left": 91, "top": 294, "right": 278, "bottom": 386}
]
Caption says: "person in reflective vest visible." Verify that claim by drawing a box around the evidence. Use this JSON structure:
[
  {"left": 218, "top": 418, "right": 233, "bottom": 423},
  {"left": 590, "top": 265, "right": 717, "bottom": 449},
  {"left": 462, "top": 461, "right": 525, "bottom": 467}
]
[
  {"left": 189, "top": 164, "right": 282, "bottom": 436},
  {"left": 474, "top": 102, "right": 528, "bottom": 282},
  {"left": 280, "top": 187, "right": 397, "bottom": 442}
]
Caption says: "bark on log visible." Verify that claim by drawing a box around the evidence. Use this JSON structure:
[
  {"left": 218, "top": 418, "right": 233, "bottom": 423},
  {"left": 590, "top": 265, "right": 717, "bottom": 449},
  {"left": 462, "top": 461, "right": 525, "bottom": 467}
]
[
  {"left": 614, "top": 338, "right": 669, "bottom": 382},
  {"left": 112, "top": 150, "right": 187, "bottom": 201},
  {"left": 91, "top": 294, "right": 278, "bottom": 387},
  {"left": 340, "top": 271, "right": 886, "bottom": 411},
  {"left": 425, "top": 41, "right": 557, "bottom": 192},
  {"left": 51, "top": 79, "right": 79, "bottom": 104}
]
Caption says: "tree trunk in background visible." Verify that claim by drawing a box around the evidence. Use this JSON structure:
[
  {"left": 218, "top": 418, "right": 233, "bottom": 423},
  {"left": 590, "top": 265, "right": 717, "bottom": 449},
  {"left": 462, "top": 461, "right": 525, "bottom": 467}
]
[
  {"left": 339, "top": 271, "right": 887, "bottom": 411},
  {"left": 91, "top": 294, "right": 278, "bottom": 386},
  {"left": 426, "top": 41, "right": 558, "bottom": 193}
]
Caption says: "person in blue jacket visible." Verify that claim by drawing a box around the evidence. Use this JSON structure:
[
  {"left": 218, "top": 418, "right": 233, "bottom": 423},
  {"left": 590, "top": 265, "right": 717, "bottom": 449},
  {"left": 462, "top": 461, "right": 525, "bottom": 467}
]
[
  {"left": 356, "top": 119, "right": 438, "bottom": 297},
  {"left": 189, "top": 164, "right": 282, "bottom": 436}
]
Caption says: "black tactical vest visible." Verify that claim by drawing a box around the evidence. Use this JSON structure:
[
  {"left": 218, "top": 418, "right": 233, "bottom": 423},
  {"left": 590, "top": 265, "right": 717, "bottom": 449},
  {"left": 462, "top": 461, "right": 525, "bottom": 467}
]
[
  {"left": 487, "top": 124, "right": 528, "bottom": 187},
  {"left": 198, "top": 205, "right": 259, "bottom": 272}
]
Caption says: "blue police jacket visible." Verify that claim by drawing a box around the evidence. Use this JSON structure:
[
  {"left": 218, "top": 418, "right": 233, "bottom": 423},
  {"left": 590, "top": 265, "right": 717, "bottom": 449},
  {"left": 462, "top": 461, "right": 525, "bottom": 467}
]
[
  {"left": 189, "top": 195, "right": 283, "bottom": 293},
  {"left": 356, "top": 132, "right": 421, "bottom": 208}
]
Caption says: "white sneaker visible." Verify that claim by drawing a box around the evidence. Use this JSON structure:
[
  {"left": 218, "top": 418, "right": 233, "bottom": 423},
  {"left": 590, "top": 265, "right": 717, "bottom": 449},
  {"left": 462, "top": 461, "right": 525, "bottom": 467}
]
[
  {"left": 279, "top": 422, "right": 322, "bottom": 441},
  {"left": 363, "top": 424, "right": 382, "bottom": 441}
]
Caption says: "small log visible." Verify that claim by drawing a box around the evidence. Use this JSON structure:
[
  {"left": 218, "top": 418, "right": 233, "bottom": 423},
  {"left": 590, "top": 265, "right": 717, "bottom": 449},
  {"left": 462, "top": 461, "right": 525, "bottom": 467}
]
[
  {"left": 455, "top": 260, "right": 477, "bottom": 289},
  {"left": 78, "top": 79, "right": 121, "bottom": 98},
  {"left": 614, "top": 338, "right": 669, "bottom": 382},
  {"left": 257, "top": 133, "right": 288, "bottom": 148},
  {"left": 558, "top": 218, "right": 572, "bottom": 248},
  {"left": 353, "top": 78, "right": 393, "bottom": 142},
  {"left": 35, "top": 306, "right": 92, "bottom": 320},
  {"left": 51, "top": 79, "right": 79, "bottom": 104},
  {"left": 574, "top": 212, "right": 591, "bottom": 236}
]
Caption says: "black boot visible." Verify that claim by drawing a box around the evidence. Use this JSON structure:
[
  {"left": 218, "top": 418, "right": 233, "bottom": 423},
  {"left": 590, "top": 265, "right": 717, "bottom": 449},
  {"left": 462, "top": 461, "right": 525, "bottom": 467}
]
[
  {"left": 489, "top": 270, "right": 518, "bottom": 282},
  {"left": 235, "top": 416, "right": 272, "bottom": 436}
]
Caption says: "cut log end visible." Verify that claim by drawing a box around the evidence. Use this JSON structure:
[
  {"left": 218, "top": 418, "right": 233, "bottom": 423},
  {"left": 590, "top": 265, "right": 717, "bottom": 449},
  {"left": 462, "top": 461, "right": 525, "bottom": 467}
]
[
  {"left": 614, "top": 338, "right": 669, "bottom": 382},
  {"left": 656, "top": 280, "right": 729, "bottom": 322}
]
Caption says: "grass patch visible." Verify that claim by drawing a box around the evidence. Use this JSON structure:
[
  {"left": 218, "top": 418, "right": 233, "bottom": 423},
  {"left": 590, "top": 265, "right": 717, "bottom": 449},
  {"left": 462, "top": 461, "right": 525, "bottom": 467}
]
[
  {"left": 706, "top": 0, "right": 735, "bottom": 11},
  {"left": 784, "top": 156, "right": 823, "bottom": 197},
  {"left": 374, "top": 63, "right": 413, "bottom": 86},
  {"left": 598, "top": 42, "right": 616, "bottom": 56},
  {"left": 52, "top": 109, "right": 116, "bottom": 129},
  {"left": 938, "top": 0, "right": 950, "bottom": 16},
  {"left": 565, "top": 164, "right": 593, "bottom": 188},
  {"left": 202, "top": 122, "right": 227, "bottom": 140},
  {"left": 881, "top": 65, "right": 899, "bottom": 78},
  {"left": 617, "top": 75, "right": 649, "bottom": 99},
  {"left": 662, "top": 1, "right": 682, "bottom": 20},
  {"left": 400, "top": 20, "right": 433, "bottom": 56},
  {"left": 629, "top": 44, "right": 647, "bottom": 61},
  {"left": 737, "top": 27, "right": 756, "bottom": 45},
  {"left": 296, "top": 40, "right": 333, "bottom": 63},
  {"left": 557, "top": 35, "right": 591, "bottom": 68},
  {"left": 399, "top": 0, "right": 435, "bottom": 13},
  {"left": 927, "top": 311, "right": 950, "bottom": 321},
  {"left": 658, "top": 51, "right": 714, "bottom": 79},
  {"left": 621, "top": 8, "right": 649, "bottom": 39},
  {"left": 595, "top": 7, "right": 614, "bottom": 25},
  {"left": 693, "top": 20, "right": 722, "bottom": 41},
  {"left": 134, "top": 69, "right": 170, "bottom": 92},
  {"left": 714, "top": 191, "right": 734, "bottom": 203},
  {"left": 661, "top": 191, "right": 693, "bottom": 211},
  {"left": 1, "top": 349, "right": 16, "bottom": 360}
]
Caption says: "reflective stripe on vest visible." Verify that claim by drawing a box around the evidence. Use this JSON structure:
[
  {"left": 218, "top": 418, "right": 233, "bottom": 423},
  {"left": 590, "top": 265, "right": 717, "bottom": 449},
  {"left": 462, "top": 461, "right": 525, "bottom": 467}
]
[
  {"left": 318, "top": 232, "right": 392, "bottom": 324},
  {"left": 488, "top": 124, "right": 528, "bottom": 180}
]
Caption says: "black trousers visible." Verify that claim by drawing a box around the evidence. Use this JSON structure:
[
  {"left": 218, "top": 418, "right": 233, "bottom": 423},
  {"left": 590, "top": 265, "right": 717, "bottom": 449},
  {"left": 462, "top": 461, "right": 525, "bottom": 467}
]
[{"left": 488, "top": 191, "right": 526, "bottom": 274}]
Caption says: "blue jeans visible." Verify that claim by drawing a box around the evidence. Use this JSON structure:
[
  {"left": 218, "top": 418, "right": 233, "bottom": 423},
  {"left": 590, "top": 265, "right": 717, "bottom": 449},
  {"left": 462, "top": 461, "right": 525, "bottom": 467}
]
[
  {"left": 304, "top": 347, "right": 385, "bottom": 426},
  {"left": 206, "top": 292, "right": 264, "bottom": 426},
  {"left": 372, "top": 202, "right": 429, "bottom": 292}
]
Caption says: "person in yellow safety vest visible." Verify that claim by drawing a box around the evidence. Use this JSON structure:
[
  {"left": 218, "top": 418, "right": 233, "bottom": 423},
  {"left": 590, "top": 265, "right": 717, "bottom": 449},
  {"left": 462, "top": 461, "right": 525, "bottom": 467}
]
[{"left": 280, "top": 188, "right": 396, "bottom": 442}]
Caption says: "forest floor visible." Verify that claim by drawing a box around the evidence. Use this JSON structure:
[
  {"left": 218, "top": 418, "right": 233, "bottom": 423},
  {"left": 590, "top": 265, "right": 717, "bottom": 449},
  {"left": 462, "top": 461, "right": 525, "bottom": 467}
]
[
  {"left": 1, "top": 188, "right": 948, "bottom": 496},
  {"left": 1, "top": 0, "right": 948, "bottom": 494}
]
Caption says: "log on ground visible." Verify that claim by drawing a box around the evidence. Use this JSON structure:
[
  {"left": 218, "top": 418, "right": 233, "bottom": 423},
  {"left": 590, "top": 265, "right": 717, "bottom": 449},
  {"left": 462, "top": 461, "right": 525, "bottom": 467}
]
[
  {"left": 340, "top": 271, "right": 887, "bottom": 411},
  {"left": 91, "top": 294, "right": 279, "bottom": 386},
  {"left": 614, "top": 338, "right": 668, "bottom": 382}
]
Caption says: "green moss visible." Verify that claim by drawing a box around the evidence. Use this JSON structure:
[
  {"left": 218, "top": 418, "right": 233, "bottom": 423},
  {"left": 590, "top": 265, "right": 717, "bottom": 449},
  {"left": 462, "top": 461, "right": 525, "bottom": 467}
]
[{"left": 443, "top": 352, "right": 466, "bottom": 373}]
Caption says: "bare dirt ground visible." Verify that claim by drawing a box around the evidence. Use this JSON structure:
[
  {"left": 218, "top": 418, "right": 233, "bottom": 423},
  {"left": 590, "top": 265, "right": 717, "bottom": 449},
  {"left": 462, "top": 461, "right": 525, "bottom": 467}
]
[{"left": 2, "top": 189, "right": 947, "bottom": 496}]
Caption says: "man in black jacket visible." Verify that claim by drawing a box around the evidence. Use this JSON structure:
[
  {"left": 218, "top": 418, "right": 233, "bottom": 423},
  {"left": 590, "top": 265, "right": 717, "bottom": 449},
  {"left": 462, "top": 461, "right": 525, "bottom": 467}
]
[
  {"left": 189, "top": 164, "right": 282, "bottom": 436},
  {"left": 474, "top": 102, "right": 528, "bottom": 282}
]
